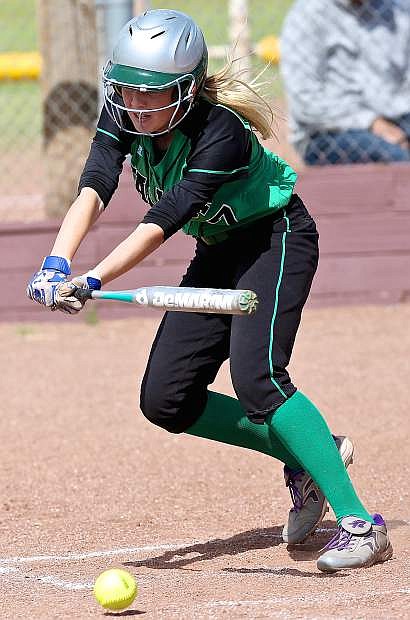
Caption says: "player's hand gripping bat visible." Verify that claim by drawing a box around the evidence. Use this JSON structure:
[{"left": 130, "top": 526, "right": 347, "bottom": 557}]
[{"left": 73, "top": 286, "right": 258, "bottom": 316}]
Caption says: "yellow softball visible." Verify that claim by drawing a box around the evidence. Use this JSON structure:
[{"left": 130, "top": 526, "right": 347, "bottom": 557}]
[{"left": 93, "top": 568, "right": 138, "bottom": 611}]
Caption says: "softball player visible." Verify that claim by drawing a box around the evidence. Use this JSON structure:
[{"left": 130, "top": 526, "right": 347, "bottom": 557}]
[{"left": 27, "top": 10, "right": 392, "bottom": 572}]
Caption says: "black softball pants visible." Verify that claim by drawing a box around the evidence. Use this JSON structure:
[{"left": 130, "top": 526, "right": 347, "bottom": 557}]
[{"left": 140, "top": 194, "right": 319, "bottom": 433}]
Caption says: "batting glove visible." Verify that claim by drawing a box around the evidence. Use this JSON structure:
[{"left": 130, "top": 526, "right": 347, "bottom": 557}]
[
  {"left": 26, "top": 256, "right": 71, "bottom": 310},
  {"left": 54, "top": 271, "right": 102, "bottom": 314}
]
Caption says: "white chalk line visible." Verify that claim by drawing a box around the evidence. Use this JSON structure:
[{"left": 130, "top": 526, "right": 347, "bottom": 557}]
[
  {"left": 2, "top": 563, "right": 410, "bottom": 600},
  {"left": 0, "top": 539, "right": 209, "bottom": 565},
  {"left": 0, "top": 566, "right": 93, "bottom": 591},
  {"left": 0, "top": 538, "right": 214, "bottom": 593},
  {"left": 0, "top": 528, "right": 337, "bottom": 566},
  {"left": 0, "top": 529, "right": 339, "bottom": 594}
]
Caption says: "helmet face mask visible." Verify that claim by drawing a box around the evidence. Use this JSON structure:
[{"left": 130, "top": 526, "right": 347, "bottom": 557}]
[
  {"left": 103, "top": 10, "right": 208, "bottom": 136},
  {"left": 103, "top": 62, "right": 198, "bottom": 136}
]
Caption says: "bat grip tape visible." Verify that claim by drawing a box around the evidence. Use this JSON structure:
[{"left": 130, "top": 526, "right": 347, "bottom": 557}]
[{"left": 72, "top": 287, "right": 93, "bottom": 302}]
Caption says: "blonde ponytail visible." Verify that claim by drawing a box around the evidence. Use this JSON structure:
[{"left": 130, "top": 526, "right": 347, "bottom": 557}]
[{"left": 202, "top": 57, "right": 277, "bottom": 140}]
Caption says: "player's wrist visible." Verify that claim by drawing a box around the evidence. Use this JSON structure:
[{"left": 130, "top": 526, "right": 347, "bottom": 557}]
[
  {"left": 86, "top": 268, "right": 102, "bottom": 280},
  {"left": 41, "top": 255, "right": 71, "bottom": 275},
  {"left": 70, "top": 270, "right": 102, "bottom": 291},
  {"left": 83, "top": 270, "right": 102, "bottom": 290},
  {"left": 89, "top": 264, "right": 107, "bottom": 285}
]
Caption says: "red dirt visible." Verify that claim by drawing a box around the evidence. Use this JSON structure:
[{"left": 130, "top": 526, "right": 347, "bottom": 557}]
[{"left": 1, "top": 303, "right": 409, "bottom": 618}]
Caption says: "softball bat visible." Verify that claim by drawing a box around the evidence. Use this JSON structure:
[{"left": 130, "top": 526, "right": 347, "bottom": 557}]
[{"left": 73, "top": 286, "right": 258, "bottom": 315}]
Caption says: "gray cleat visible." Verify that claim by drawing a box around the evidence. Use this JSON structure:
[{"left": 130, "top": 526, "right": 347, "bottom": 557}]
[
  {"left": 282, "top": 435, "right": 354, "bottom": 544},
  {"left": 317, "top": 513, "right": 393, "bottom": 573}
]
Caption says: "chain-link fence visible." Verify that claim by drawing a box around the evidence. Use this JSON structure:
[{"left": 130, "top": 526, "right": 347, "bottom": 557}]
[
  {"left": 1, "top": 1, "right": 409, "bottom": 222},
  {"left": 0, "top": 0, "right": 99, "bottom": 221},
  {"left": 0, "top": 0, "right": 42, "bottom": 221}
]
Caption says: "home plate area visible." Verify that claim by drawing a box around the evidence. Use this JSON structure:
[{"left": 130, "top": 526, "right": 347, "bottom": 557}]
[{"left": 1, "top": 306, "right": 409, "bottom": 618}]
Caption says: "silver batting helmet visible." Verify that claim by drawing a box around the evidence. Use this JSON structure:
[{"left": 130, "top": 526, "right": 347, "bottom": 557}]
[{"left": 103, "top": 9, "right": 208, "bottom": 136}]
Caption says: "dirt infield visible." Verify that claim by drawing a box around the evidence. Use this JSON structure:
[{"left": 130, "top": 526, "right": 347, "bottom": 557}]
[{"left": 1, "top": 304, "right": 409, "bottom": 619}]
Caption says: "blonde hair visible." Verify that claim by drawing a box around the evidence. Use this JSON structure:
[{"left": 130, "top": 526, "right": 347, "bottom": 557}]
[{"left": 202, "top": 57, "right": 277, "bottom": 140}]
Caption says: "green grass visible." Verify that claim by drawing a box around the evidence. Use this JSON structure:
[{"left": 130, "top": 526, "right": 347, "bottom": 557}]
[
  {"left": 0, "top": 0, "right": 38, "bottom": 53},
  {"left": 0, "top": 81, "right": 41, "bottom": 147},
  {"left": 150, "top": 1, "right": 293, "bottom": 41},
  {"left": 1, "top": 0, "right": 294, "bottom": 53},
  {"left": 0, "top": 0, "right": 40, "bottom": 148}
]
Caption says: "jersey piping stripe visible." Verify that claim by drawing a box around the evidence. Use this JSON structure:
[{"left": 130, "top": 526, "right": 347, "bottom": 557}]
[
  {"left": 214, "top": 103, "right": 251, "bottom": 130},
  {"left": 187, "top": 165, "right": 249, "bottom": 175},
  {"left": 96, "top": 127, "right": 121, "bottom": 142},
  {"left": 268, "top": 211, "right": 291, "bottom": 399}
]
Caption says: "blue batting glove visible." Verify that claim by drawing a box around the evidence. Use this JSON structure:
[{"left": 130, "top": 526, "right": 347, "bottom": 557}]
[
  {"left": 54, "top": 270, "right": 102, "bottom": 314},
  {"left": 26, "top": 255, "right": 71, "bottom": 309}
]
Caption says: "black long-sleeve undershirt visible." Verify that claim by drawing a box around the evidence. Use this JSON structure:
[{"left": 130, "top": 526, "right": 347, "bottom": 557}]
[{"left": 78, "top": 100, "right": 252, "bottom": 239}]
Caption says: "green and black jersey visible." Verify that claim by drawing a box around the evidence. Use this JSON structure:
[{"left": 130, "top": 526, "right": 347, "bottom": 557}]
[{"left": 79, "top": 98, "right": 297, "bottom": 242}]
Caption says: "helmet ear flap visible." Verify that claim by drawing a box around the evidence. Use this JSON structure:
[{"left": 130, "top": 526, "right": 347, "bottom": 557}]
[{"left": 113, "top": 84, "right": 123, "bottom": 98}]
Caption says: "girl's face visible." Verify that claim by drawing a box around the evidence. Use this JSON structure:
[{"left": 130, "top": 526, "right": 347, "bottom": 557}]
[{"left": 121, "top": 87, "right": 180, "bottom": 134}]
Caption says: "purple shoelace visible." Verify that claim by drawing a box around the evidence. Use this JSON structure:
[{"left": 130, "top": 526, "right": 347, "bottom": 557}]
[
  {"left": 324, "top": 519, "right": 369, "bottom": 551},
  {"left": 284, "top": 468, "right": 305, "bottom": 512}
]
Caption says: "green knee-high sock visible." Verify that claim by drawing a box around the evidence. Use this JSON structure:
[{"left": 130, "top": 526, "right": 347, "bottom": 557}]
[
  {"left": 187, "top": 390, "right": 301, "bottom": 469},
  {"left": 267, "top": 391, "right": 373, "bottom": 524}
]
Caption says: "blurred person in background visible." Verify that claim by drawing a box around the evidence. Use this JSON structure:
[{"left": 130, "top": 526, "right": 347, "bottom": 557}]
[{"left": 280, "top": 0, "right": 410, "bottom": 165}]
